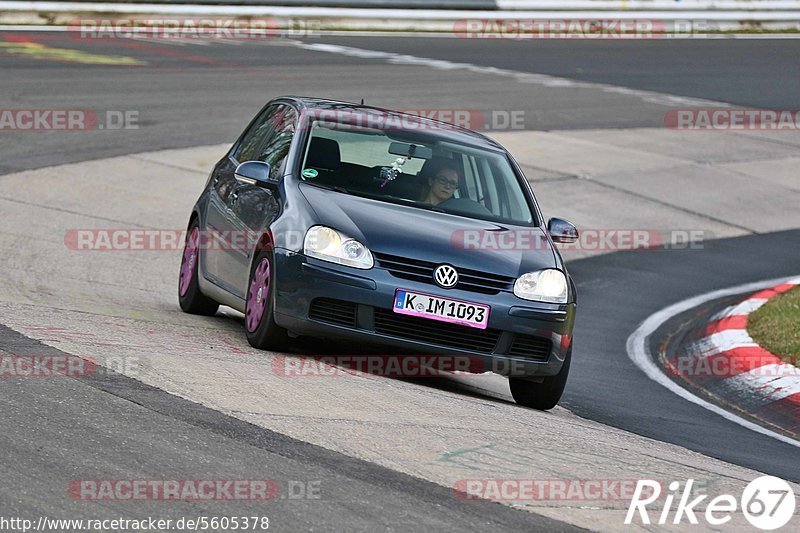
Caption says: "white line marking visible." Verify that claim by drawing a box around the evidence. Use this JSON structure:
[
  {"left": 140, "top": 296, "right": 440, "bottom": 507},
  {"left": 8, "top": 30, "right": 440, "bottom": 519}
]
[
  {"left": 172, "top": 39, "right": 210, "bottom": 46},
  {"left": 726, "top": 364, "right": 800, "bottom": 404},
  {"left": 687, "top": 329, "right": 758, "bottom": 359},
  {"left": 714, "top": 297, "right": 770, "bottom": 319},
  {"left": 731, "top": 298, "right": 770, "bottom": 316},
  {"left": 626, "top": 275, "right": 800, "bottom": 448},
  {"left": 290, "top": 41, "right": 731, "bottom": 108},
  {"left": 0, "top": 25, "right": 71, "bottom": 31},
  {"left": 134, "top": 37, "right": 186, "bottom": 46}
]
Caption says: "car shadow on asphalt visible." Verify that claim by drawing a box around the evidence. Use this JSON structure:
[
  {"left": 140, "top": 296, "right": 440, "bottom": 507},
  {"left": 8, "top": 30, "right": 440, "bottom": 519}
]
[{"left": 216, "top": 310, "right": 524, "bottom": 408}]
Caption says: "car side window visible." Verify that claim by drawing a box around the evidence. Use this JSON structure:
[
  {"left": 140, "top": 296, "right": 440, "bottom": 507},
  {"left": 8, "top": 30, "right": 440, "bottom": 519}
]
[
  {"left": 258, "top": 106, "right": 297, "bottom": 180},
  {"left": 476, "top": 156, "right": 499, "bottom": 214},
  {"left": 456, "top": 152, "right": 525, "bottom": 220},
  {"left": 461, "top": 154, "right": 479, "bottom": 200},
  {"left": 235, "top": 105, "right": 281, "bottom": 163}
]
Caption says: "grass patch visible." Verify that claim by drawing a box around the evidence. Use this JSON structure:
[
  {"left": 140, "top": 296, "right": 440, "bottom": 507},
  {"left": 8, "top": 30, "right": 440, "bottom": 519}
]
[{"left": 748, "top": 286, "right": 800, "bottom": 367}]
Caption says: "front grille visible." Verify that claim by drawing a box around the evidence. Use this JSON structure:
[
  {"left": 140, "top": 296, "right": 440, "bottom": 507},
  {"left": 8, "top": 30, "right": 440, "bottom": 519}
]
[
  {"left": 308, "top": 298, "right": 358, "bottom": 327},
  {"left": 373, "top": 308, "right": 501, "bottom": 353},
  {"left": 507, "top": 334, "right": 552, "bottom": 360},
  {"left": 308, "top": 298, "right": 550, "bottom": 361},
  {"left": 373, "top": 252, "right": 514, "bottom": 295}
]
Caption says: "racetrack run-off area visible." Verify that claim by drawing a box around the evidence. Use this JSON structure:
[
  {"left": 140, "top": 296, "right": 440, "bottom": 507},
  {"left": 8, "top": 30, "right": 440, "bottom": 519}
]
[{"left": 1, "top": 30, "right": 800, "bottom": 532}]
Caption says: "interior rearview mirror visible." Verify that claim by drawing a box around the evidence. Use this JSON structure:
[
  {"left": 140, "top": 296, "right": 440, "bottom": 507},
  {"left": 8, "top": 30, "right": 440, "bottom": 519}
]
[{"left": 388, "top": 142, "right": 433, "bottom": 160}]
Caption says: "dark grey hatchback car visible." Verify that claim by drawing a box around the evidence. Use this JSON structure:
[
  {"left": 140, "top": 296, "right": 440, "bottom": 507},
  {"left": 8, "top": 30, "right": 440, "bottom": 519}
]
[{"left": 179, "top": 97, "right": 578, "bottom": 409}]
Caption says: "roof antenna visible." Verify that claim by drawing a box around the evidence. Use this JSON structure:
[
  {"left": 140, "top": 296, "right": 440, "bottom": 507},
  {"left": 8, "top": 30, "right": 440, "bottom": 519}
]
[{"left": 360, "top": 98, "right": 365, "bottom": 105}]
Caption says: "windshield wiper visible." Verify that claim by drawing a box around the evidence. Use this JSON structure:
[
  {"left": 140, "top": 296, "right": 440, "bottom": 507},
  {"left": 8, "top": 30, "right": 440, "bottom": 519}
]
[
  {"left": 379, "top": 194, "right": 445, "bottom": 212},
  {"left": 421, "top": 204, "right": 446, "bottom": 213},
  {"left": 307, "top": 182, "right": 350, "bottom": 195},
  {"left": 307, "top": 183, "right": 449, "bottom": 215}
]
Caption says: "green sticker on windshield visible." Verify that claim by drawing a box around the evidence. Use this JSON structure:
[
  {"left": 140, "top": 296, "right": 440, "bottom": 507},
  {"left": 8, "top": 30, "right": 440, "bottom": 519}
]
[{"left": 302, "top": 168, "right": 318, "bottom": 179}]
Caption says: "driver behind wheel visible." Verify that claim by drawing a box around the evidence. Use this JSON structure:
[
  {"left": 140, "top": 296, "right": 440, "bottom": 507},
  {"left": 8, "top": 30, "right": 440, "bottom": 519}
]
[{"left": 420, "top": 162, "right": 460, "bottom": 205}]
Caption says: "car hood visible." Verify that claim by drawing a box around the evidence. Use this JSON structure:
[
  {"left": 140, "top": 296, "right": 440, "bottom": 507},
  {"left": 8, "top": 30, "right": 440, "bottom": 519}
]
[{"left": 299, "top": 183, "right": 556, "bottom": 278}]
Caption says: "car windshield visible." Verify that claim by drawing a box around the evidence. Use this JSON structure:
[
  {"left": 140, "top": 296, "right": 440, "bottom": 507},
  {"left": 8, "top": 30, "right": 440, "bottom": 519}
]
[{"left": 299, "top": 119, "right": 535, "bottom": 225}]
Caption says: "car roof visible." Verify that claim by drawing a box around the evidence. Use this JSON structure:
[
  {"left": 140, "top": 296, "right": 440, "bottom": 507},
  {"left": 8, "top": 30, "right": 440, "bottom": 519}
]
[{"left": 276, "top": 96, "right": 506, "bottom": 150}]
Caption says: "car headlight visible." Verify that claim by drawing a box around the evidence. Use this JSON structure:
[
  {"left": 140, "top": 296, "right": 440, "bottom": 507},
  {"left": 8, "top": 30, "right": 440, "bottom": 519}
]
[
  {"left": 514, "top": 269, "right": 568, "bottom": 303},
  {"left": 304, "top": 226, "right": 374, "bottom": 269}
]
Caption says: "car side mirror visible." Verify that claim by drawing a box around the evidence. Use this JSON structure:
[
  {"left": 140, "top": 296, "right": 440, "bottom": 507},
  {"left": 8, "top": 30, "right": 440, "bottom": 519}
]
[
  {"left": 547, "top": 217, "right": 579, "bottom": 243},
  {"left": 235, "top": 161, "right": 276, "bottom": 189}
]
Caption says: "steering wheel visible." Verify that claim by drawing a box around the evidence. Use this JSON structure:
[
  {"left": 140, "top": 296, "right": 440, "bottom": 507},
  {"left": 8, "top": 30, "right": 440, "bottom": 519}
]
[{"left": 439, "top": 197, "right": 493, "bottom": 216}]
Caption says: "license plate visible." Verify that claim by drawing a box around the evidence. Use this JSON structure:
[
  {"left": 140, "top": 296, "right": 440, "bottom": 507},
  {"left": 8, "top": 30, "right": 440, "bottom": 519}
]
[{"left": 393, "top": 289, "right": 490, "bottom": 330}]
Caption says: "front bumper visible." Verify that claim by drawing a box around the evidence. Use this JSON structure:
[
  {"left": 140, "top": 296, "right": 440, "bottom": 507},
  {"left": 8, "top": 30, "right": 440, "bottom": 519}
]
[{"left": 272, "top": 249, "right": 576, "bottom": 378}]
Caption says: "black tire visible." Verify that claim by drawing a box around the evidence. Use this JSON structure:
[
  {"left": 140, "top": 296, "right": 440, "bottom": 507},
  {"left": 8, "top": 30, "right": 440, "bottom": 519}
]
[
  {"left": 178, "top": 220, "right": 219, "bottom": 316},
  {"left": 509, "top": 346, "right": 571, "bottom": 410},
  {"left": 245, "top": 250, "right": 291, "bottom": 351}
]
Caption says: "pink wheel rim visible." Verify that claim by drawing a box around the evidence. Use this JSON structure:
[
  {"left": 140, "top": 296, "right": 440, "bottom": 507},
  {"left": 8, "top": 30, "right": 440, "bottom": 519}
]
[
  {"left": 246, "top": 257, "right": 270, "bottom": 332},
  {"left": 179, "top": 227, "right": 199, "bottom": 297}
]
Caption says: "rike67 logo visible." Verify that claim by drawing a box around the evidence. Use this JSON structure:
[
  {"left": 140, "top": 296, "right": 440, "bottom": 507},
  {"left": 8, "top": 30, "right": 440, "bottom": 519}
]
[{"left": 626, "top": 477, "right": 796, "bottom": 530}]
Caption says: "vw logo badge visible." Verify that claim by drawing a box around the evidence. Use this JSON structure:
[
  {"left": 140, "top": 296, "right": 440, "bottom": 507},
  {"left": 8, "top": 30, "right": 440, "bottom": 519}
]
[{"left": 434, "top": 264, "right": 458, "bottom": 288}]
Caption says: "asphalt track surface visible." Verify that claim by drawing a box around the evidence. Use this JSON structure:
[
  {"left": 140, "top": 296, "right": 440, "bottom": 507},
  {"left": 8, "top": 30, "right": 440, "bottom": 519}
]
[
  {"left": 1, "top": 32, "right": 799, "bottom": 529},
  {"left": 3, "top": 34, "right": 799, "bottom": 174}
]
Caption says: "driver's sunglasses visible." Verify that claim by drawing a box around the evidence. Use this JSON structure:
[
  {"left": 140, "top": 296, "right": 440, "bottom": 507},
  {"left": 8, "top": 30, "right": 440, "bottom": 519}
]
[{"left": 434, "top": 175, "right": 459, "bottom": 189}]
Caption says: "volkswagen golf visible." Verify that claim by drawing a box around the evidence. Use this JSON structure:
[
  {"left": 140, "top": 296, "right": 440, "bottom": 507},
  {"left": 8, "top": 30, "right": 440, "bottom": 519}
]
[{"left": 178, "top": 97, "right": 578, "bottom": 409}]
